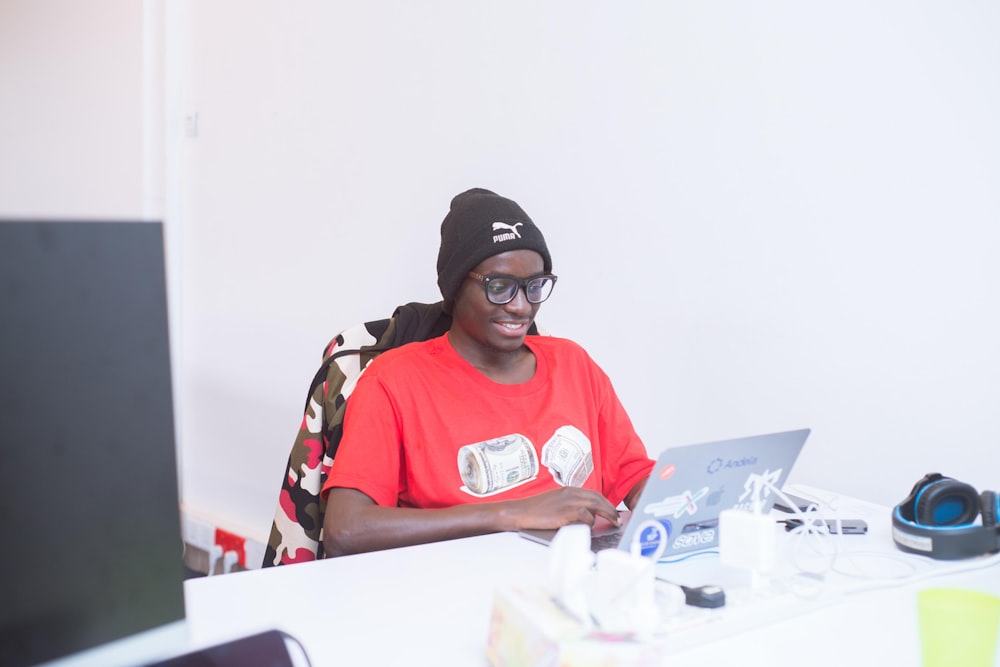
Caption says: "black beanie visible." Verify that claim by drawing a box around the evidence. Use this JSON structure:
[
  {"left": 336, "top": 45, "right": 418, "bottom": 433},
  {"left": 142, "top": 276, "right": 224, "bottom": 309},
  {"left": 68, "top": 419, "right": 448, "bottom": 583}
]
[{"left": 436, "top": 188, "right": 552, "bottom": 311}]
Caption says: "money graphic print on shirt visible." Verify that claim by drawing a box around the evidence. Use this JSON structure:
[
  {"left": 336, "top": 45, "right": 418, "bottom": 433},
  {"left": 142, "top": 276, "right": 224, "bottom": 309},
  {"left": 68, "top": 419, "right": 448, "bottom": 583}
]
[
  {"left": 457, "top": 434, "right": 539, "bottom": 497},
  {"left": 456, "top": 426, "right": 595, "bottom": 497},
  {"left": 541, "top": 425, "right": 594, "bottom": 487}
]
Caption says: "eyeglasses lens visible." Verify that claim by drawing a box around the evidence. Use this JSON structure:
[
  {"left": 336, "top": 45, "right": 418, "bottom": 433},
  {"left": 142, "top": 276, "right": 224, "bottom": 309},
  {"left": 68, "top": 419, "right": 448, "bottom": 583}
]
[{"left": 486, "top": 277, "right": 554, "bottom": 305}]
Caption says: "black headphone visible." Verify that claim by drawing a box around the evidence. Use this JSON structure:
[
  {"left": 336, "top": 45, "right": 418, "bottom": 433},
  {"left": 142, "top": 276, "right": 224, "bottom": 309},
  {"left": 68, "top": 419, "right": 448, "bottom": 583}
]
[{"left": 892, "top": 473, "right": 1000, "bottom": 560}]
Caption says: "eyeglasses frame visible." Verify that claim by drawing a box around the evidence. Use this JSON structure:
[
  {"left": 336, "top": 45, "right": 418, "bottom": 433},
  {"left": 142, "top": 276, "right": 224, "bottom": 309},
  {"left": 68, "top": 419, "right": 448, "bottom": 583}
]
[{"left": 467, "top": 270, "right": 559, "bottom": 305}]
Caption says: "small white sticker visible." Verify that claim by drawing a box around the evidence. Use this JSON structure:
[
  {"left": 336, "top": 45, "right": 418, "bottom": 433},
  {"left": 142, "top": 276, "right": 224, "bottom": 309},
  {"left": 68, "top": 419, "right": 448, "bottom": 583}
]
[{"left": 893, "top": 526, "right": 933, "bottom": 552}]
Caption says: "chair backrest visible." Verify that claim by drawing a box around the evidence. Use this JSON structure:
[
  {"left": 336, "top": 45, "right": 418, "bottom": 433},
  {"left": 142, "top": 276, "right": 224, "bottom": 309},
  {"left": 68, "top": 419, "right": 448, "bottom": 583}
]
[
  {"left": 262, "top": 301, "right": 543, "bottom": 566},
  {"left": 262, "top": 302, "right": 449, "bottom": 566}
]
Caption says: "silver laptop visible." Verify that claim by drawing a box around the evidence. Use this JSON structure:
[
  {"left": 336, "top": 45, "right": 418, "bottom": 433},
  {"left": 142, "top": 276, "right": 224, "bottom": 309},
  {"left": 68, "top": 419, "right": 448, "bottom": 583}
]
[{"left": 519, "top": 428, "right": 810, "bottom": 561}]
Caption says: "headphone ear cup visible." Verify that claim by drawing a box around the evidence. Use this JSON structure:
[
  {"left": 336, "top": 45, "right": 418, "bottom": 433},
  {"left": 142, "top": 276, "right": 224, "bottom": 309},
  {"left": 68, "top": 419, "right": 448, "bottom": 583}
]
[
  {"left": 915, "top": 478, "right": 981, "bottom": 526},
  {"left": 981, "top": 490, "right": 998, "bottom": 528}
]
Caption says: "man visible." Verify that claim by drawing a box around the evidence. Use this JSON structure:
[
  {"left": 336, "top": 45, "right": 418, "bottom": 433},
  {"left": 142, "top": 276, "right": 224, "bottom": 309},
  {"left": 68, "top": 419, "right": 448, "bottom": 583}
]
[{"left": 322, "top": 188, "right": 653, "bottom": 556}]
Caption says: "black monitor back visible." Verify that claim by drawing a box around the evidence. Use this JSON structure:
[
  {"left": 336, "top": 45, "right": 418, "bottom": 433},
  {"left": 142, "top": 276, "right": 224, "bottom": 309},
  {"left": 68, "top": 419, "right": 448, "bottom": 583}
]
[{"left": 0, "top": 221, "right": 186, "bottom": 666}]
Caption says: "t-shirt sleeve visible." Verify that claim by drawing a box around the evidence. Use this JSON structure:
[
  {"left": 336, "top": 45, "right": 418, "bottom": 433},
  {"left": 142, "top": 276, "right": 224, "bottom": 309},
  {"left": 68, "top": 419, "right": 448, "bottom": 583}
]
[
  {"left": 321, "top": 370, "right": 404, "bottom": 507},
  {"left": 593, "top": 364, "right": 655, "bottom": 506}
]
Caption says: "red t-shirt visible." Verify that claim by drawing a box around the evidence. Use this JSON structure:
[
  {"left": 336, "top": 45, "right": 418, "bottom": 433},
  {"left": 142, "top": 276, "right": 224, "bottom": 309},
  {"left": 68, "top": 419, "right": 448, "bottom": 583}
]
[{"left": 322, "top": 334, "right": 653, "bottom": 509}]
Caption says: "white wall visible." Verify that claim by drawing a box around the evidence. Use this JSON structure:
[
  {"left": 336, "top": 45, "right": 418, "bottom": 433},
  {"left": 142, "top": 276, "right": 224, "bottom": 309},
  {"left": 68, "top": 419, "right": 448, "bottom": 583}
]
[
  {"left": 175, "top": 1, "right": 1000, "bottom": 545},
  {"left": 5, "top": 2, "right": 998, "bottom": 550},
  {"left": 0, "top": 0, "right": 149, "bottom": 219}
]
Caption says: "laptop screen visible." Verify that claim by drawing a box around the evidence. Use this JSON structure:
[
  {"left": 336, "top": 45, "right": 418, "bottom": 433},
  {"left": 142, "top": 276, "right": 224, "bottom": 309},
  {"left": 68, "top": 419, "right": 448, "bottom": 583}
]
[
  {"left": 0, "top": 221, "right": 187, "bottom": 666},
  {"left": 621, "top": 428, "right": 810, "bottom": 560}
]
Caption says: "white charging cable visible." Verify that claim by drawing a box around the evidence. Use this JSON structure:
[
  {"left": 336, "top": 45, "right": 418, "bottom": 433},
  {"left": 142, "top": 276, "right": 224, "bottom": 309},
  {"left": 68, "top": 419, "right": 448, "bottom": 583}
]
[{"left": 729, "top": 479, "right": 841, "bottom": 597}]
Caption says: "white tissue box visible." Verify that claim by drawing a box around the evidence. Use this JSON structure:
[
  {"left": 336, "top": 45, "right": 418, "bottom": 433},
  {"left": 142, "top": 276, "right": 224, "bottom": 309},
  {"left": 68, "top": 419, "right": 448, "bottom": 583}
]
[{"left": 486, "top": 585, "right": 668, "bottom": 667}]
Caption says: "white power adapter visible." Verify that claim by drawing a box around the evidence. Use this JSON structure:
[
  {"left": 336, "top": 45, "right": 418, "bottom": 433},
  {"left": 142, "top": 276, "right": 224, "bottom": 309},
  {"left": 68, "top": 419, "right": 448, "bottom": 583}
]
[{"left": 719, "top": 509, "right": 777, "bottom": 577}]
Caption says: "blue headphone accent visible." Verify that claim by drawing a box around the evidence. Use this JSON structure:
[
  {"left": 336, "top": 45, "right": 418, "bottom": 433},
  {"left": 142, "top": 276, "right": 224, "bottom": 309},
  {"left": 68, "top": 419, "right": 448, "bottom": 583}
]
[{"left": 892, "top": 473, "right": 1000, "bottom": 560}]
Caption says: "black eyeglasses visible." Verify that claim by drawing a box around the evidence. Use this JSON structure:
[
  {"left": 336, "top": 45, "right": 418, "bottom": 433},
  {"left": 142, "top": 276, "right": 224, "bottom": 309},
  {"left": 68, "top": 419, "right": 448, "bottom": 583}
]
[{"left": 467, "top": 271, "right": 558, "bottom": 305}]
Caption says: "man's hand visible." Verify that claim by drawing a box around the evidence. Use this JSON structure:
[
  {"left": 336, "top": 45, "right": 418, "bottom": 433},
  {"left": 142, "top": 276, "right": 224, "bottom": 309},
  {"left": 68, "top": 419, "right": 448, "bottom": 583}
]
[{"left": 498, "top": 487, "right": 621, "bottom": 532}]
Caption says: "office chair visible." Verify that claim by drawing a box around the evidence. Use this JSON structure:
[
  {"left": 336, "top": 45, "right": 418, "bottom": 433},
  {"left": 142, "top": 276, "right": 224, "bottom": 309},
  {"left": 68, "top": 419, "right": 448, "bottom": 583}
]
[{"left": 262, "top": 301, "right": 543, "bottom": 566}]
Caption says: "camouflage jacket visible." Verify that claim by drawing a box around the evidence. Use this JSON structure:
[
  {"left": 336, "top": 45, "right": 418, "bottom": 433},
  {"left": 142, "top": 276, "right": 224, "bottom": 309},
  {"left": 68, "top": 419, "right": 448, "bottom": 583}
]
[{"left": 262, "top": 301, "right": 453, "bottom": 566}]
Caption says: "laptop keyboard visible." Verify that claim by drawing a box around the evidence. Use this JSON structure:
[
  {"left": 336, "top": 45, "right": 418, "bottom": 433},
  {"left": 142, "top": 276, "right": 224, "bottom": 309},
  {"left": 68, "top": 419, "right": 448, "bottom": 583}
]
[{"left": 590, "top": 531, "right": 624, "bottom": 552}]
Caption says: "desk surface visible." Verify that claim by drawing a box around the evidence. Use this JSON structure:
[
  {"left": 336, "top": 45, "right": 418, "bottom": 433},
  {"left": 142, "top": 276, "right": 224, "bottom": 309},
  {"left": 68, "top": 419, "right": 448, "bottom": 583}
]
[{"left": 184, "top": 488, "right": 1000, "bottom": 666}]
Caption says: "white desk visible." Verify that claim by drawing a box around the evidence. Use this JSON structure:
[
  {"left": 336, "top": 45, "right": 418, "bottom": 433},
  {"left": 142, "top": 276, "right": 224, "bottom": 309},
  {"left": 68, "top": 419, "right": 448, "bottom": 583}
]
[{"left": 184, "top": 490, "right": 1000, "bottom": 666}]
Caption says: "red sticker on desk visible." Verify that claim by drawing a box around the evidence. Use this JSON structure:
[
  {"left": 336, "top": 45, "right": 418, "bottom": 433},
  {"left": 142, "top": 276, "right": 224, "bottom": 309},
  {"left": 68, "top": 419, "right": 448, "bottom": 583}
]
[{"left": 659, "top": 464, "right": 675, "bottom": 480}]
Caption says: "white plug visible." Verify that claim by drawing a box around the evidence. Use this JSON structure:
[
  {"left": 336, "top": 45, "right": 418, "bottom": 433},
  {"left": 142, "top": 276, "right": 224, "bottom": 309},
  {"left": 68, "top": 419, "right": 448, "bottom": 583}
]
[
  {"left": 207, "top": 544, "right": 224, "bottom": 576},
  {"left": 223, "top": 550, "right": 240, "bottom": 574},
  {"left": 588, "top": 549, "right": 658, "bottom": 636},
  {"left": 719, "top": 509, "right": 777, "bottom": 587}
]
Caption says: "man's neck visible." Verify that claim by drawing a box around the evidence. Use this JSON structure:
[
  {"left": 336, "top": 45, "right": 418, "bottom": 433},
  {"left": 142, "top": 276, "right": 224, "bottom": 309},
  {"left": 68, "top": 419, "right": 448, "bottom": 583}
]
[{"left": 447, "top": 332, "right": 537, "bottom": 384}]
